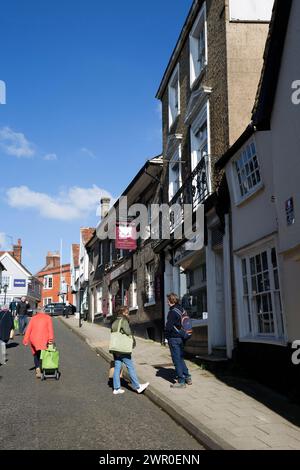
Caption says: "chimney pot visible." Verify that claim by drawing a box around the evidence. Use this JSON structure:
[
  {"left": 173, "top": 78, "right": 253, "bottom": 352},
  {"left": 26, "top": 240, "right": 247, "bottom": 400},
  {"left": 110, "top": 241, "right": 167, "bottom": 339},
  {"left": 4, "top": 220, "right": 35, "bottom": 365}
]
[{"left": 100, "top": 197, "right": 110, "bottom": 219}]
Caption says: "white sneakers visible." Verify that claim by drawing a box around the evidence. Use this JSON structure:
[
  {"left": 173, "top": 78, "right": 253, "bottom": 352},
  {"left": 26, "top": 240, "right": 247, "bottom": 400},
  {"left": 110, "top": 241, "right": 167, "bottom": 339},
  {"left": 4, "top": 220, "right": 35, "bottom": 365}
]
[
  {"left": 136, "top": 382, "right": 149, "bottom": 394},
  {"left": 113, "top": 382, "right": 150, "bottom": 395},
  {"left": 113, "top": 389, "right": 125, "bottom": 395}
]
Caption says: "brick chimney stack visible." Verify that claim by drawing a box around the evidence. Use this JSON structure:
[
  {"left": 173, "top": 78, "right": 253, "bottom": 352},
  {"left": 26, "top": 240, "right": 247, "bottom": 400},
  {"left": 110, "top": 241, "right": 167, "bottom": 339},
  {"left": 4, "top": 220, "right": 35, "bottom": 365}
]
[
  {"left": 46, "top": 251, "right": 61, "bottom": 268},
  {"left": 13, "top": 238, "right": 22, "bottom": 264}
]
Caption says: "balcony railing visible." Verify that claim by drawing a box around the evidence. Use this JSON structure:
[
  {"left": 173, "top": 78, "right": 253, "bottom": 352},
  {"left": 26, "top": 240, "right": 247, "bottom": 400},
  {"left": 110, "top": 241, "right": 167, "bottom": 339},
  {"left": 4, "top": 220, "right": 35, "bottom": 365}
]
[{"left": 169, "top": 156, "right": 210, "bottom": 231}]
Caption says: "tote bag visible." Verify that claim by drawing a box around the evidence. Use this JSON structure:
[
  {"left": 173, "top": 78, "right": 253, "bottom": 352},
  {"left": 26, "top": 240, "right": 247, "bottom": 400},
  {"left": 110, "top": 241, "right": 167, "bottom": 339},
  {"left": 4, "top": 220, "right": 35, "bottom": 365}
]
[
  {"left": 109, "top": 319, "right": 133, "bottom": 354},
  {"left": 40, "top": 344, "right": 60, "bottom": 370}
]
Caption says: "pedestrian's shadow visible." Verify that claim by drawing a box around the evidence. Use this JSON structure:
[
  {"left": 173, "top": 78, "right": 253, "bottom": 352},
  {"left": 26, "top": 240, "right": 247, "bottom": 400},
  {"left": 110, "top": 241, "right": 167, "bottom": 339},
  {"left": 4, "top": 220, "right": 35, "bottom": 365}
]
[
  {"left": 6, "top": 342, "right": 19, "bottom": 349},
  {"left": 107, "top": 377, "right": 136, "bottom": 392},
  {"left": 154, "top": 367, "right": 176, "bottom": 384}
]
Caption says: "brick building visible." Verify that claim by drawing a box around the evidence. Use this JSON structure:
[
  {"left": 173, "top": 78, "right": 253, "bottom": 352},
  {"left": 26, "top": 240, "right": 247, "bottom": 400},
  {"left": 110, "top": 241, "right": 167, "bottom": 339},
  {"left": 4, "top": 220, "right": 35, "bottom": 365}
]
[
  {"left": 36, "top": 252, "right": 72, "bottom": 307},
  {"left": 154, "top": 0, "right": 273, "bottom": 358},
  {"left": 86, "top": 157, "right": 164, "bottom": 341}
]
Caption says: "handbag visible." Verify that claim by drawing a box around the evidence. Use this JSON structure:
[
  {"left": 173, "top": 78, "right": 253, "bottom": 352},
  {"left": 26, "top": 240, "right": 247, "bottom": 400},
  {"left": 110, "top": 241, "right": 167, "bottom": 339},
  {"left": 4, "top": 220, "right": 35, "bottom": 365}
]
[
  {"left": 109, "top": 319, "right": 133, "bottom": 354},
  {"left": 14, "top": 318, "right": 19, "bottom": 330},
  {"left": 9, "top": 329, "right": 15, "bottom": 340}
]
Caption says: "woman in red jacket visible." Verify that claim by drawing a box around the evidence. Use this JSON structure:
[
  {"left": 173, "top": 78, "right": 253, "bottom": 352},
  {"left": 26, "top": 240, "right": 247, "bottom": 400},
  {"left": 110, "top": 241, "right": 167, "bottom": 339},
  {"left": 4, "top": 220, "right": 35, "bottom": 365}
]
[{"left": 23, "top": 311, "right": 54, "bottom": 378}]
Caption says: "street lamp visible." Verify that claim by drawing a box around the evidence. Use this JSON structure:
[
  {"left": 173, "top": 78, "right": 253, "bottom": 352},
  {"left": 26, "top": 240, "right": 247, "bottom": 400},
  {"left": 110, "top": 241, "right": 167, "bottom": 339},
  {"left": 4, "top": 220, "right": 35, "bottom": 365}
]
[{"left": 3, "top": 283, "right": 8, "bottom": 306}]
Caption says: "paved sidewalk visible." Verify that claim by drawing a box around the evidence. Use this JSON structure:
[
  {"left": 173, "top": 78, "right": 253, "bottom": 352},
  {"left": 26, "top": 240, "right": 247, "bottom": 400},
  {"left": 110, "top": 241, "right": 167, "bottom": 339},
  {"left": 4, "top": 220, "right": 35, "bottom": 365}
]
[{"left": 59, "top": 316, "right": 300, "bottom": 450}]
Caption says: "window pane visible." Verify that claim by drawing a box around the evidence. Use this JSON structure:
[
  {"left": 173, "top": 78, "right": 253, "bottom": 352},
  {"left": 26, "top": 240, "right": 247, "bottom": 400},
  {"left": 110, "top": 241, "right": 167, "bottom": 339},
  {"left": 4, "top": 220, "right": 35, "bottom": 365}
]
[
  {"left": 257, "top": 274, "right": 264, "bottom": 293},
  {"left": 262, "top": 251, "right": 268, "bottom": 271},
  {"left": 271, "top": 248, "right": 278, "bottom": 268},
  {"left": 250, "top": 257, "right": 255, "bottom": 275},
  {"left": 242, "top": 259, "right": 247, "bottom": 276},
  {"left": 255, "top": 254, "right": 262, "bottom": 273}
]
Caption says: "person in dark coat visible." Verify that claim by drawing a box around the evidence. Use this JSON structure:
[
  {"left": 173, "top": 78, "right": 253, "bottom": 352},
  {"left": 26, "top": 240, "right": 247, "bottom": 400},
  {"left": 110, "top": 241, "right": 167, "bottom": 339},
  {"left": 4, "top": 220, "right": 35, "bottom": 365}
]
[
  {"left": 0, "top": 307, "right": 14, "bottom": 343},
  {"left": 63, "top": 301, "right": 72, "bottom": 319},
  {"left": 9, "top": 300, "right": 17, "bottom": 317},
  {"left": 16, "top": 297, "right": 30, "bottom": 335},
  {"left": 165, "top": 293, "right": 192, "bottom": 388}
]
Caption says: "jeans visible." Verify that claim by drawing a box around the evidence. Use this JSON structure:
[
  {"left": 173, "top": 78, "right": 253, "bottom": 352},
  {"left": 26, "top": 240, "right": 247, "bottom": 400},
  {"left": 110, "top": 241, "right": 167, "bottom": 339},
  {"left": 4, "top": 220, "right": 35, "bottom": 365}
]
[
  {"left": 113, "top": 354, "right": 140, "bottom": 391},
  {"left": 168, "top": 337, "right": 190, "bottom": 384},
  {"left": 19, "top": 315, "right": 29, "bottom": 335},
  {"left": 34, "top": 350, "right": 41, "bottom": 369}
]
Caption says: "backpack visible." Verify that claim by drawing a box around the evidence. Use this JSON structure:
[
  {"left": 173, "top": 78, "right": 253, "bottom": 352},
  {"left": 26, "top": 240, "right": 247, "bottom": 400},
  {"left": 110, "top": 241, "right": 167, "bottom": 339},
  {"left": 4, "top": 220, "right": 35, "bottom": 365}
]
[{"left": 173, "top": 307, "right": 193, "bottom": 340}]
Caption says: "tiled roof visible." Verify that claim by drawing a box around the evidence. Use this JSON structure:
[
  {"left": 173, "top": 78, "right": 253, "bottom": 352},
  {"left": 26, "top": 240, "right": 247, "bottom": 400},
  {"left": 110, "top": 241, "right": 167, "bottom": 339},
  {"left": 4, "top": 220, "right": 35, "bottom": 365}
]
[{"left": 81, "top": 227, "right": 95, "bottom": 246}]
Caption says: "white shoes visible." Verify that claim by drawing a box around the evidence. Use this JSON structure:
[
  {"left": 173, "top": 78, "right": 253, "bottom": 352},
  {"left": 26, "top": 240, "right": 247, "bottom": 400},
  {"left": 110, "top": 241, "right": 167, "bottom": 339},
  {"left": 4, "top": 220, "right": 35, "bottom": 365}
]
[
  {"left": 137, "top": 382, "right": 149, "bottom": 394},
  {"left": 113, "top": 389, "right": 125, "bottom": 395}
]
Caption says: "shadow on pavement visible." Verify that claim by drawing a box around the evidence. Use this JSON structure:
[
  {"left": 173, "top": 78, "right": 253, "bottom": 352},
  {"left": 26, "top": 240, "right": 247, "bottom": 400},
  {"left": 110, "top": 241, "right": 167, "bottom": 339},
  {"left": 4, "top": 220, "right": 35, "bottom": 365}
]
[
  {"left": 6, "top": 342, "right": 19, "bottom": 349},
  {"left": 154, "top": 366, "right": 176, "bottom": 384},
  {"left": 194, "top": 358, "right": 300, "bottom": 429}
]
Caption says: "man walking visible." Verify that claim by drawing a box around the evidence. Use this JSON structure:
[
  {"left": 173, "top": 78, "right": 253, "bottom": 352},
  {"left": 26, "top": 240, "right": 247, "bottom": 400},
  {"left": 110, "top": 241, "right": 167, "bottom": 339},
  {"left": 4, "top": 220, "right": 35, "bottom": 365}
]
[
  {"left": 165, "top": 293, "right": 192, "bottom": 389},
  {"left": 16, "top": 297, "right": 30, "bottom": 335}
]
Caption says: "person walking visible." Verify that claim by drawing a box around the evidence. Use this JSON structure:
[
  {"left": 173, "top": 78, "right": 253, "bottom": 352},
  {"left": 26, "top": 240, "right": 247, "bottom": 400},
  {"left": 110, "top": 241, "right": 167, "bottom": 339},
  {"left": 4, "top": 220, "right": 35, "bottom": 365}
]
[
  {"left": 63, "top": 301, "right": 72, "bottom": 319},
  {"left": 16, "top": 297, "right": 30, "bottom": 335},
  {"left": 109, "top": 306, "right": 149, "bottom": 395},
  {"left": 0, "top": 306, "right": 14, "bottom": 344},
  {"left": 165, "top": 293, "right": 192, "bottom": 389},
  {"left": 23, "top": 310, "right": 54, "bottom": 378},
  {"left": 9, "top": 300, "right": 17, "bottom": 318}
]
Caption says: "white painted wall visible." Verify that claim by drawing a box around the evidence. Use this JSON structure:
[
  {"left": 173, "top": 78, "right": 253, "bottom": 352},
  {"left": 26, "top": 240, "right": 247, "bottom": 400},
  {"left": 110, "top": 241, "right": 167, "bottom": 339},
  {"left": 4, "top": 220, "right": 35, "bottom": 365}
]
[
  {"left": 229, "top": 0, "right": 274, "bottom": 22},
  {"left": 225, "top": 133, "right": 277, "bottom": 253}
]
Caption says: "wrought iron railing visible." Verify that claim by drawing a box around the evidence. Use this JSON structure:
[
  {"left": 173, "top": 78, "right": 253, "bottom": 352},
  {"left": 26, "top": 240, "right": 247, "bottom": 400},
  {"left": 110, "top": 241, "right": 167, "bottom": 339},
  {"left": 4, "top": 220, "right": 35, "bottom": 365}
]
[{"left": 169, "top": 156, "right": 211, "bottom": 231}]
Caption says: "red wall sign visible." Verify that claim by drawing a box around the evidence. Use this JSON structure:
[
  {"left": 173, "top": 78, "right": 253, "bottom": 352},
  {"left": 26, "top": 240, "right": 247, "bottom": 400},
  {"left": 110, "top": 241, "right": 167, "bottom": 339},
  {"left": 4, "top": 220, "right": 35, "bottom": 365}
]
[{"left": 116, "top": 223, "right": 137, "bottom": 250}]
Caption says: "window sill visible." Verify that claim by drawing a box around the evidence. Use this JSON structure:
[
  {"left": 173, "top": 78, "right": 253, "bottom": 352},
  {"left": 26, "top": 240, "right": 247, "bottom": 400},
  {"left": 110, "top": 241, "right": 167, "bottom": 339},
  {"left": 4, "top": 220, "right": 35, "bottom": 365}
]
[
  {"left": 169, "top": 114, "right": 180, "bottom": 133},
  {"left": 144, "top": 301, "right": 156, "bottom": 307},
  {"left": 239, "top": 336, "right": 287, "bottom": 347},
  {"left": 191, "top": 319, "right": 208, "bottom": 327},
  {"left": 235, "top": 182, "right": 264, "bottom": 207},
  {"left": 190, "top": 65, "right": 207, "bottom": 91},
  {"left": 129, "top": 306, "right": 138, "bottom": 312}
]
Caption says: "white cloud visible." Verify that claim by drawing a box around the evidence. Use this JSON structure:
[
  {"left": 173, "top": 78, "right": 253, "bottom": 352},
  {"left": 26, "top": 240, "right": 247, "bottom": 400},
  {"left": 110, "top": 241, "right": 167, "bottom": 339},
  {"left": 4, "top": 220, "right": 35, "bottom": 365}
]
[
  {"left": 0, "top": 232, "right": 6, "bottom": 248},
  {"left": 0, "top": 126, "right": 35, "bottom": 158},
  {"left": 81, "top": 147, "right": 96, "bottom": 159},
  {"left": 6, "top": 185, "right": 114, "bottom": 221},
  {"left": 44, "top": 153, "right": 58, "bottom": 161}
]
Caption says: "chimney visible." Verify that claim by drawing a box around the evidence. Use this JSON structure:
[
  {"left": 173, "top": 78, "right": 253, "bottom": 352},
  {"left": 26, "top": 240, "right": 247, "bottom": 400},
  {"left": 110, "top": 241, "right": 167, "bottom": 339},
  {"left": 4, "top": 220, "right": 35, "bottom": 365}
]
[
  {"left": 46, "top": 251, "right": 60, "bottom": 268},
  {"left": 13, "top": 238, "right": 22, "bottom": 264},
  {"left": 100, "top": 197, "right": 110, "bottom": 219}
]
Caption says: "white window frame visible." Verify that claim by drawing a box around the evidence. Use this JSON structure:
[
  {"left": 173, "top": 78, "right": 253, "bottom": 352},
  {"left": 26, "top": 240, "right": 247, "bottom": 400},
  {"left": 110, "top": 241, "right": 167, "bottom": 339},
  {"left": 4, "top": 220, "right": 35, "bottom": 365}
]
[
  {"left": 1, "top": 275, "right": 11, "bottom": 290},
  {"left": 168, "top": 64, "right": 180, "bottom": 129},
  {"left": 145, "top": 262, "right": 156, "bottom": 306},
  {"left": 97, "top": 285, "right": 103, "bottom": 314},
  {"left": 190, "top": 2, "right": 208, "bottom": 87},
  {"left": 130, "top": 271, "right": 138, "bottom": 310},
  {"left": 190, "top": 101, "right": 211, "bottom": 200},
  {"left": 168, "top": 146, "right": 182, "bottom": 202},
  {"left": 44, "top": 275, "right": 53, "bottom": 290},
  {"left": 232, "top": 140, "right": 263, "bottom": 205},
  {"left": 234, "top": 240, "right": 286, "bottom": 344},
  {"left": 43, "top": 297, "right": 52, "bottom": 306}
]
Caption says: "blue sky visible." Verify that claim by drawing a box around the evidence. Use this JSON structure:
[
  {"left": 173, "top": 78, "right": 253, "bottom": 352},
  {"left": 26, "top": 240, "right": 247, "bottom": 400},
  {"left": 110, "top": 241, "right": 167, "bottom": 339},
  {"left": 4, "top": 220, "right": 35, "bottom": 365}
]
[{"left": 0, "top": 0, "right": 192, "bottom": 273}]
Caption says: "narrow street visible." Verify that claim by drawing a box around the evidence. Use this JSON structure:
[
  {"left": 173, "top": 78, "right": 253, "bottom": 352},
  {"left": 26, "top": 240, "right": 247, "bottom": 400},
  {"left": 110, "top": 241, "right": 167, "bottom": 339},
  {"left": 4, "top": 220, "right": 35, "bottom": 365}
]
[{"left": 0, "top": 319, "right": 203, "bottom": 450}]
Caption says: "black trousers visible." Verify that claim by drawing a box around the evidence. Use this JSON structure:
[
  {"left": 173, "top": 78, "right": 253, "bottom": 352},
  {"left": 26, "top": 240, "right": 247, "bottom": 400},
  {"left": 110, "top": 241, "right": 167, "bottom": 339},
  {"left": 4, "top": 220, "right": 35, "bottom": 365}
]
[{"left": 34, "top": 350, "right": 41, "bottom": 369}]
